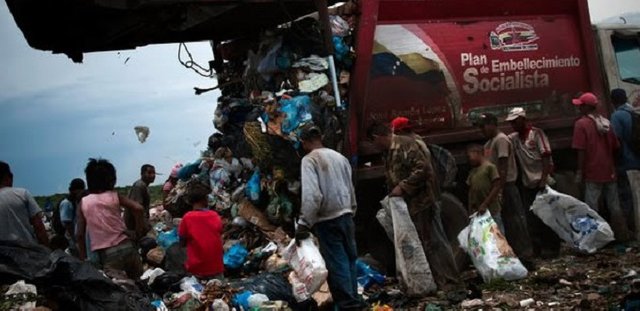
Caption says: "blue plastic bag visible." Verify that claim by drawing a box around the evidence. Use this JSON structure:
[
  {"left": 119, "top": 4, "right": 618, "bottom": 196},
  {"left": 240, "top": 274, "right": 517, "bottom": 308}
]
[
  {"left": 245, "top": 169, "right": 261, "bottom": 203},
  {"left": 279, "top": 96, "right": 312, "bottom": 134},
  {"left": 233, "top": 290, "right": 253, "bottom": 311},
  {"left": 224, "top": 243, "right": 249, "bottom": 270},
  {"left": 157, "top": 228, "right": 179, "bottom": 249},
  {"left": 356, "top": 259, "right": 385, "bottom": 290},
  {"left": 177, "top": 160, "right": 202, "bottom": 181},
  {"left": 333, "top": 36, "right": 349, "bottom": 61}
]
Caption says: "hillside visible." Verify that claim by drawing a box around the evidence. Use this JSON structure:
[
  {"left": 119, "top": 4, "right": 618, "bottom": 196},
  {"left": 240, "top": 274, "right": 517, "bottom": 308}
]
[{"left": 34, "top": 184, "right": 164, "bottom": 210}]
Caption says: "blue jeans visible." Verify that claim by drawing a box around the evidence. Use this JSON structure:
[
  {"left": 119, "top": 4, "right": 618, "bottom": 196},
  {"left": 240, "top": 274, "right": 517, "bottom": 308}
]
[
  {"left": 314, "top": 214, "right": 364, "bottom": 310},
  {"left": 584, "top": 181, "right": 630, "bottom": 241}
]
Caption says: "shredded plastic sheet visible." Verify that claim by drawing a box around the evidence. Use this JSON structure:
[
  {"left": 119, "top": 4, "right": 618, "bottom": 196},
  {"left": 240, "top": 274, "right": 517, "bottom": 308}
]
[
  {"left": 377, "top": 196, "right": 437, "bottom": 296},
  {"left": 458, "top": 212, "right": 528, "bottom": 283},
  {"left": 134, "top": 126, "right": 150, "bottom": 143},
  {"left": 531, "top": 186, "right": 614, "bottom": 253}
]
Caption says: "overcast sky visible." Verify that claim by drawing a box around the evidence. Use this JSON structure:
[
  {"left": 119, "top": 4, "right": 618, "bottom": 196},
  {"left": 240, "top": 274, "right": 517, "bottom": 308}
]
[{"left": 0, "top": 0, "right": 638, "bottom": 195}]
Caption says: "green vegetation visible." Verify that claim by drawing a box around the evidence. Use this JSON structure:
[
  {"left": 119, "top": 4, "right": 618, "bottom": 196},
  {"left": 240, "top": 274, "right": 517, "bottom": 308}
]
[{"left": 34, "top": 184, "right": 164, "bottom": 209}]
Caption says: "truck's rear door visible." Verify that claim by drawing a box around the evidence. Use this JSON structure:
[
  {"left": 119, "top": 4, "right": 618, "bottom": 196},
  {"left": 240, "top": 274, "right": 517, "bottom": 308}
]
[{"left": 349, "top": 0, "right": 604, "bottom": 166}]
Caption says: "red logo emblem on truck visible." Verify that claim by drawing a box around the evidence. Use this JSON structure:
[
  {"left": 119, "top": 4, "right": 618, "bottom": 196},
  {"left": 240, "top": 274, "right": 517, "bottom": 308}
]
[{"left": 490, "top": 22, "right": 540, "bottom": 52}]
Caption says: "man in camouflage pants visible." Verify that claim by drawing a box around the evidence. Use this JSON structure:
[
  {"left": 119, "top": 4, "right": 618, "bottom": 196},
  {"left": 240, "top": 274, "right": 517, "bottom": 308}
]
[{"left": 368, "top": 122, "right": 464, "bottom": 293}]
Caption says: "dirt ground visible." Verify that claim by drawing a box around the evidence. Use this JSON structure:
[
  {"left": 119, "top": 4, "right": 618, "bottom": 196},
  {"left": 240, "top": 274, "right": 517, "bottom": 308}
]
[{"left": 364, "top": 243, "right": 640, "bottom": 310}]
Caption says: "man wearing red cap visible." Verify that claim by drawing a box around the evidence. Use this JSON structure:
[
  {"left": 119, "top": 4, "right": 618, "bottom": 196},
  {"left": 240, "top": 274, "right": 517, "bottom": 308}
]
[
  {"left": 572, "top": 92, "right": 631, "bottom": 241},
  {"left": 368, "top": 121, "right": 464, "bottom": 294}
]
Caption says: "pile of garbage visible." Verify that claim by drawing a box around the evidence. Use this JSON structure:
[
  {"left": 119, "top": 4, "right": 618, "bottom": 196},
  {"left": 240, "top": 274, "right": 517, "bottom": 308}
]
[
  {"left": 163, "top": 1, "right": 358, "bottom": 236},
  {"left": 139, "top": 5, "right": 362, "bottom": 309}
]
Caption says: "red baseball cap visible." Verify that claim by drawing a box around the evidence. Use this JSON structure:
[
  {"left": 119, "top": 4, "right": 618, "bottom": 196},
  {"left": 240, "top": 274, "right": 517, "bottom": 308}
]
[
  {"left": 391, "top": 117, "right": 412, "bottom": 132},
  {"left": 572, "top": 92, "right": 599, "bottom": 107}
]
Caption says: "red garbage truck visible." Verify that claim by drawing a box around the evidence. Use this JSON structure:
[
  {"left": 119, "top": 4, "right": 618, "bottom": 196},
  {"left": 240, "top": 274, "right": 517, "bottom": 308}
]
[{"left": 348, "top": 0, "right": 631, "bottom": 180}]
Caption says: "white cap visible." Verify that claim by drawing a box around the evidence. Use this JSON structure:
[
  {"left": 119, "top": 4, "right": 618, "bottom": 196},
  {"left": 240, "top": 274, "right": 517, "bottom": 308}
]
[{"left": 506, "top": 107, "right": 526, "bottom": 121}]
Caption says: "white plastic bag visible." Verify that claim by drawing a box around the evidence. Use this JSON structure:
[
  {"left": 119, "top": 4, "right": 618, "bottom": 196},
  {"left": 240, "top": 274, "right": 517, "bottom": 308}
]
[
  {"left": 530, "top": 186, "right": 614, "bottom": 253},
  {"left": 5, "top": 280, "right": 37, "bottom": 309},
  {"left": 458, "top": 212, "right": 528, "bottom": 283},
  {"left": 179, "top": 276, "right": 204, "bottom": 297},
  {"left": 377, "top": 197, "right": 437, "bottom": 296},
  {"left": 288, "top": 271, "right": 311, "bottom": 302},
  {"left": 141, "top": 268, "right": 165, "bottom": 285},
  {"left": 283, "top": 237, "right": 328, "bottom": 301}
]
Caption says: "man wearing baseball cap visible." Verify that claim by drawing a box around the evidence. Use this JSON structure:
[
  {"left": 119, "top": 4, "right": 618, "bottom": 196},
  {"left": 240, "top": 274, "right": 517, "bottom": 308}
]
[
  {"left": 506, "top": 107, "right": 560, "bottom": 258},
  {"left": 572, "top": 92, "right": 631, "bottom": 241},
  {"left": 367, "top": 121, "right": 465, "bottom": 293}
]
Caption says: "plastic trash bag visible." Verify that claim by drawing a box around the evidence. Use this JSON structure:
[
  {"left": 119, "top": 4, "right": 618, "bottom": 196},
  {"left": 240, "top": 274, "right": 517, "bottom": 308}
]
[
  {"left": 151, "top": 300, "right": 169, "bottom": 311},
  {"left": 157, "top": 228, "right": 179, "bottom": 249},
  {"left": 377, "top": 197, "right": 437, "bottom": 296},
  {"left": 458, "top": 212, "right": 528, "bottom": 283},
  {"left": 245, "top": 169, "right": 261, "bottom": 203},
  {"left": 288, "top": 271, "right": 310, "bottom": 302},
  {"left": 141, "top": 268, "right": 166, "bottom": 286},
  {"left": 292, "top": 55, "right": 329, "bottom": 71},
  {"left": 224, "top": 243, "right": 249, "bottom": 270},
  {"left": 0, "top": 241, "right": 155, "bottom": 311},
  {"left": 330, "top": 15, "right": 350, "bottom": 37},
  {"left": 150, "top": 272, "right": 185, "bottom": 295},
  {"left": 283, "top": 237, "right": 329, "bottom": 299},
  {"left": 5, "top": 280, "right": 37, "bottom": 309},
  {"left": 248, "top": 293, "right": 270, "bottom": 308},
  {"left": 531, "top": 186, "right": 614, "bottom": 253},
  {"left": 177, "top": 161, "right": 202, "bottom": 181},
  {"left": 332, "top": 36, "right": 349, "bottom": 61},
  {"left": 230, "top": 273, "right": 294, "bottom": 304},
  {"left": 233, "top": 290, "right": 253, "bottom": 311},
  {"left": 356, "top": 259, "right": 385, "bottom": 290},
  {"left": 298, "top": 73, "right": 330, "bottom": 93},
  {"left": 179, "top": 276, "right": 204, "bottom": 297},
  {"left": 257, "top": 38, "right": 283, "bottom": 81},
  {"left": 279, "top": 95, "right": 312, "bottom": 134},
  {"left": 209, "top": 164, "right": 231, "bottom": 192}
]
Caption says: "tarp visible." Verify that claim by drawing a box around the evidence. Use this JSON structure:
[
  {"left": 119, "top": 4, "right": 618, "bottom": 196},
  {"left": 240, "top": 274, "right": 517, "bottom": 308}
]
[{"left": 0, "top": 240, "right": 154, "bottom": 311}]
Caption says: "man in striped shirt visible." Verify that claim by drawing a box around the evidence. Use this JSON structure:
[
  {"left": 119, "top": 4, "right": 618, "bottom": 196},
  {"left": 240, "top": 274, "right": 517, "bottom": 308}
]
[{"left": 507, "top": 107, "right": 560, "bottom": 258}]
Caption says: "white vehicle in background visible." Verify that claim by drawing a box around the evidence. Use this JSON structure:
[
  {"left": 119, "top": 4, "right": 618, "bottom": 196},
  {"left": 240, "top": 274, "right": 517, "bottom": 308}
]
[{"left": 594, "top": 14, "right": 640, "bottom": 107}]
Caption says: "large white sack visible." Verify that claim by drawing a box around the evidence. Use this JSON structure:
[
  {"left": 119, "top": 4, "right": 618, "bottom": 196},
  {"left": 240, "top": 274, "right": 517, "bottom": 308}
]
[
  {"left": 458, "top": 212, "right": 528, "bottom": 283},
  {"left": 530, "top": 186, "right": 614, "bottom": 253},
  {"left": 377, "top": 196, "right": 437, "bottom": 296},
  {"left": 283, "top": 237, "right": 328, "bottom": 300}
]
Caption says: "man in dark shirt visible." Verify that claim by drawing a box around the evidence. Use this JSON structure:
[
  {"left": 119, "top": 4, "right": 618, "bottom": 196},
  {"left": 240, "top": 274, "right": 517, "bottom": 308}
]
[{"left": 126, "top": 164, "right": 155, "bottom": 235}]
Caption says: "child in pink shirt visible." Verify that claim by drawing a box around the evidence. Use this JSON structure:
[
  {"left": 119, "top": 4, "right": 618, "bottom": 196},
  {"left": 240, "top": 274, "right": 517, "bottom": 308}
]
[{"left": 76, "top": 158, "right": 145, "bottom": 278}]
